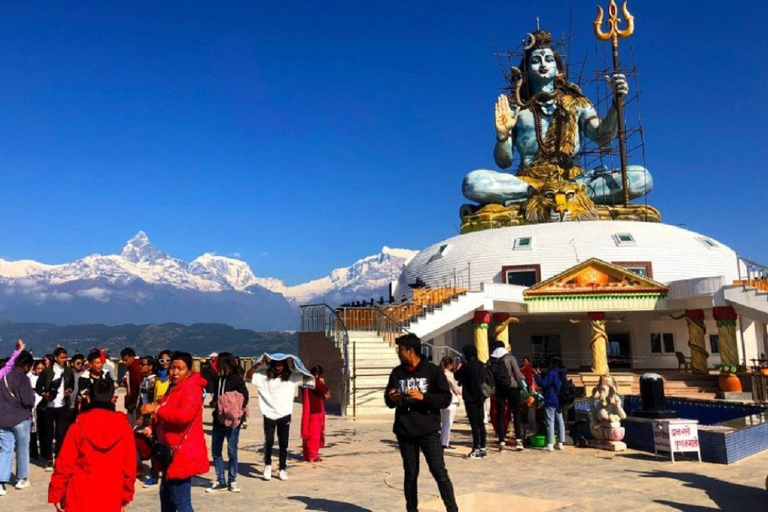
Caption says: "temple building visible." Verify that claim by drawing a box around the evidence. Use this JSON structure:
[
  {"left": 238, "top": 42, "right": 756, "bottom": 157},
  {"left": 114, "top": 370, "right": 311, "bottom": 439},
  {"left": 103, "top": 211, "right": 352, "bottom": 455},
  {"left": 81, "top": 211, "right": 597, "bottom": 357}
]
[
  {"left": 298, "top": 23, "right": 768, "bottom": 416},
  {"left": 394, "top": 221, "right": 766, "bottom": 375}
]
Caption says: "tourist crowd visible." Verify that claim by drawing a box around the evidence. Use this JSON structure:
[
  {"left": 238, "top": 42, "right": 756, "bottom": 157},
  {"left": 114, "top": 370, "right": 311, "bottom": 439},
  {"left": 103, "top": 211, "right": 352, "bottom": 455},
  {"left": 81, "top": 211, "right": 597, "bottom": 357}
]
[
  {"left": 0, "top": 332, "right": 568, "bottom": 512},
  {"left": 0, "top": 341, "right": 329, "bottom": 512}
]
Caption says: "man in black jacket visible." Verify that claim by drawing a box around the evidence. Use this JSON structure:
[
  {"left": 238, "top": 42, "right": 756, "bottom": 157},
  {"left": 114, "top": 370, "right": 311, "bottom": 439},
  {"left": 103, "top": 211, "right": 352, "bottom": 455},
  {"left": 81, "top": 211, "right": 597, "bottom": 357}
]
[
  {"left": 455, "top": 344, "right": 487, "bottom": 458},
  {"left": 35, "top": 347, "right": 75, "bottom": 471},
  {"left": 384, "top": 333, "right": 458, "bottom": 512}
]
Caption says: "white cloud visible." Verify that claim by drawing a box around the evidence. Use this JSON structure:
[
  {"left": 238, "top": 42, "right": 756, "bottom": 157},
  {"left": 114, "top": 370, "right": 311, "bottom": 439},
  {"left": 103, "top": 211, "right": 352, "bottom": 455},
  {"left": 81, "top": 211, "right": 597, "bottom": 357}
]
[{"left": 76, "top": 287, "right": 112, "bottom": 302}]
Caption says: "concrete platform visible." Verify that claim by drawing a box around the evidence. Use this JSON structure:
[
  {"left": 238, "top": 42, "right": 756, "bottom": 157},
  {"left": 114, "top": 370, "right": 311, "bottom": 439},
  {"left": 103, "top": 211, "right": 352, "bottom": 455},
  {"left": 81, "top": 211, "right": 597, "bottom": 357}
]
[{"left": 2, "top": 383, "right": 767, "bottom": 511}]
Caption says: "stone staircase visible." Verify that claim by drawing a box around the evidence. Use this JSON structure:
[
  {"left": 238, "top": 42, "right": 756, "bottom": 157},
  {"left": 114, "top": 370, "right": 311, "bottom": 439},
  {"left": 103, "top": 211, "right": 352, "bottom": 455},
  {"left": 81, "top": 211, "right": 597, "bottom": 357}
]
[
  {"left": 408, "top": 291, "right": 486, "bottom": 340},
  {"left": 345, "top": 330, "right": 400, "bottom": 416}
]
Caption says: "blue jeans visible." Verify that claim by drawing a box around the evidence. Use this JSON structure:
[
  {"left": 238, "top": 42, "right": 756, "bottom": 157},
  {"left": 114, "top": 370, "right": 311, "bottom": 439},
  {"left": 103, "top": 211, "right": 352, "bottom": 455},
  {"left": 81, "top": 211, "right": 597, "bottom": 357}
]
[
  {"left": 211, "top": 425, "right": 240, "bottom": 484},
  {"left": 545, "top": 406, "right": 566, "bottom": 446},
  {"left": 0, "top": 419, "right": 31, "bottom": 482},
  {"left": 159, "top": 477, "right": 193, "bottom": 512}
]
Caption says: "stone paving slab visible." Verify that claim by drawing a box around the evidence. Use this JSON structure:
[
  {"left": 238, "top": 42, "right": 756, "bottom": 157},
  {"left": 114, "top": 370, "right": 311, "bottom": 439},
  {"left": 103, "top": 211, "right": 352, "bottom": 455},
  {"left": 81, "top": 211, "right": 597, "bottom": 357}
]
[{"left": 2, "top": 384, "right": 767, "bottom": 511}]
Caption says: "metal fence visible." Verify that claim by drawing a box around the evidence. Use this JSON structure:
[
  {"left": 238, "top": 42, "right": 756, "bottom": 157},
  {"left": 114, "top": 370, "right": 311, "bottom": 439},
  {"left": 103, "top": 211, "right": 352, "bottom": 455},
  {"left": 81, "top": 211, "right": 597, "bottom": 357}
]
[{"left": 299, "top": 303, "right": 350, "bottom": 414}]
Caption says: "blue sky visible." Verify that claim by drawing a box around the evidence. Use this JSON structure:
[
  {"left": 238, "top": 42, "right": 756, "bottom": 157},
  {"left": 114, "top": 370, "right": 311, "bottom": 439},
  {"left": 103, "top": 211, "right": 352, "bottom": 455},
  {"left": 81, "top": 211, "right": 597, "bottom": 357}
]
[{"left": 0, "top": 2, "right": 765, "bottom": 284}]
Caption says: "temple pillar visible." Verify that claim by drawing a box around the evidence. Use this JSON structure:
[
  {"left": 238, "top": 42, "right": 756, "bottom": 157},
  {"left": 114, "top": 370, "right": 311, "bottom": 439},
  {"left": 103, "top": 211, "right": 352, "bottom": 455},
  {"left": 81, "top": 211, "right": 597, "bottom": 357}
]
[
  {"left": 684, "top": 309, "right": 709, "bottom": 375},
  {"left": 491, "top": 312, "right": 511, "bottom": 350},
  {"left": 713, "top": 306, "right": 739, "bottom": 366},
  {"left": 472, "top": 310, "right": 491, "bottom": 363},
  {"left": 588, "top": 312, "right": 609, "bottom": 375}
]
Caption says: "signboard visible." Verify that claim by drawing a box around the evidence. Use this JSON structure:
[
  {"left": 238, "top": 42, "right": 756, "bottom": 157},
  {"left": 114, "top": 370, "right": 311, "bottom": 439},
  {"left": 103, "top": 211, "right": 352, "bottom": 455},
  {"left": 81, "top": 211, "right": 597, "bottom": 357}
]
[{"left": 653, "top": 419, "right": 702, "bottom": 463}]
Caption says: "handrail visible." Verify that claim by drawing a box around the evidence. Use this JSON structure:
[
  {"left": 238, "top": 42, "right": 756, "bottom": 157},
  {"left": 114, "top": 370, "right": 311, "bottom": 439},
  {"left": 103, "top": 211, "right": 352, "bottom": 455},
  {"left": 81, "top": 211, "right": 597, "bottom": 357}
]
[
  {"left": 735, "top": 256, "right": 768, "bottom": 293},
  {"left": 371, "top": 303, "right": 411, "bottom": 334},
  {"left": 421, "top": 341, "right": 463, "bottom": 365},
  {"left": 371, "top": 303, "right": 463, "bottom": 365},
  {"left": 299, "top": 303, "right": 351, "bottom": 415}
]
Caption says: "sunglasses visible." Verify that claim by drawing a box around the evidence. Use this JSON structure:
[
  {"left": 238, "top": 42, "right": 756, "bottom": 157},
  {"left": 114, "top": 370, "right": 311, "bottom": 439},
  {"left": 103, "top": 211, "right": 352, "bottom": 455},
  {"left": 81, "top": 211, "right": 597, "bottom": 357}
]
[{"left": 158, "top": 358, "right": 171, "bottom": 364}]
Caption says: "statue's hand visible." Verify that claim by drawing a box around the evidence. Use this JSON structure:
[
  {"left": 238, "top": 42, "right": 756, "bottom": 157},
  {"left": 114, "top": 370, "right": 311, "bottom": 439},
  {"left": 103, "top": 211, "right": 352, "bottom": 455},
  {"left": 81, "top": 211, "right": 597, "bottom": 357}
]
[
  {"left": 494, "top": 94, "right": 517, "bottom": 140},
  {"left": 606, "top": 73, "right": 628, "bottom": 99}
]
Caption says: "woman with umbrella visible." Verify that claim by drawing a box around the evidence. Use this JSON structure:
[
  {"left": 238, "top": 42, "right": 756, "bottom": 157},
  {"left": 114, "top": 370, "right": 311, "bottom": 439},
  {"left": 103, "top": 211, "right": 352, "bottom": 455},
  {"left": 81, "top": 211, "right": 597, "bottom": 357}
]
[{"left": 249, "top": 354, "right": 314, "bottom": 481}]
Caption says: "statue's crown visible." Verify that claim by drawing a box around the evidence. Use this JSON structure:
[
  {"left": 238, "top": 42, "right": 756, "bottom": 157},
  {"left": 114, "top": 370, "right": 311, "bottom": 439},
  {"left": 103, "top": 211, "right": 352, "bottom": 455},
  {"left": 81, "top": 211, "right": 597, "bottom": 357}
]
[{"left": 529, "top": 30, "right": 552, "bottom": 48}]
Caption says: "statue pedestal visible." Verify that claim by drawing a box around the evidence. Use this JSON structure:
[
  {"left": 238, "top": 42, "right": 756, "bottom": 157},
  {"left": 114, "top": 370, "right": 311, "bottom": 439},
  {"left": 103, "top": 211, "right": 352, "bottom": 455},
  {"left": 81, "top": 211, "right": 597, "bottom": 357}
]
[{"left": 590, "top": 440, "right": 627, "bottom": 451}]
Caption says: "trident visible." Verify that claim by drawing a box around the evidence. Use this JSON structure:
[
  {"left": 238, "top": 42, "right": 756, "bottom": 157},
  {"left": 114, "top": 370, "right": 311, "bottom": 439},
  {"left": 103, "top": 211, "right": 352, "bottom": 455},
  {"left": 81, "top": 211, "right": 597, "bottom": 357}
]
[{"left": 594, "top": 0, "right": 635, "bottom": 207}]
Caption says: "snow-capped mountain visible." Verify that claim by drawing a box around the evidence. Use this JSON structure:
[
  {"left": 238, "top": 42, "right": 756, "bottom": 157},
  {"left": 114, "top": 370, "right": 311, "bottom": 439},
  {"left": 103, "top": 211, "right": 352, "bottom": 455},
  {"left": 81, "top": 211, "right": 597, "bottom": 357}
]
[{"left": 0, "top": 232, "right": 417, "bottom": 330}]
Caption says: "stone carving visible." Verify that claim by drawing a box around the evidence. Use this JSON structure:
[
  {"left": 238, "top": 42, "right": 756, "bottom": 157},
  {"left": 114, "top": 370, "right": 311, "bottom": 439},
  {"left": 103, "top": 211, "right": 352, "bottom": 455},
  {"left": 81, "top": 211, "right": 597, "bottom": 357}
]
[{"left": 588, "top": 374, "right": 627, "bottom": 450}]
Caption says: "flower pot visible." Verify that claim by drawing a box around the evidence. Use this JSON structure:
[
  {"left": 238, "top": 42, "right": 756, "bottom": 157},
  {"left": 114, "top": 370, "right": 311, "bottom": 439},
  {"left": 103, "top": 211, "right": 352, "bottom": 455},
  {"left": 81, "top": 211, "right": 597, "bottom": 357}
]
[{"left": 718, "top": 372, "right": 742, "bottom": 392}]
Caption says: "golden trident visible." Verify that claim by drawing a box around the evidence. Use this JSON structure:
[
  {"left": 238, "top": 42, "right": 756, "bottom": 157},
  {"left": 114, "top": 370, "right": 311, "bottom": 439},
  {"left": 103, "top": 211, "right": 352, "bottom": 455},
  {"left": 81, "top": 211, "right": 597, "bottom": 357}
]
[{"left": 593, "top": 0, "right": 635, "bottom": 207}]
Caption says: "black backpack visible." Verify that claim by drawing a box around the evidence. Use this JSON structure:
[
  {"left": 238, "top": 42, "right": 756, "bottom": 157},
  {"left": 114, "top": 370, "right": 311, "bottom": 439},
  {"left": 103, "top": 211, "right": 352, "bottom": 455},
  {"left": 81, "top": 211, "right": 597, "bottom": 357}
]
[
  {"left": 481, "top": 366, "right": 495, "bottom": 399},
  {"left": 487, "top": 356, "right": 512, "bottom": 388},
  {"left": 558, "top": 376, "right": 576, "bottom": 406}
]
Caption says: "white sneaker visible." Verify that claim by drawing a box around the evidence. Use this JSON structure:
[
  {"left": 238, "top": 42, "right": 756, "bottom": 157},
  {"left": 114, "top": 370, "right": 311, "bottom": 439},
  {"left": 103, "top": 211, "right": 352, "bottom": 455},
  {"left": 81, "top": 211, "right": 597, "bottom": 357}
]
[
  {"left": 555, "top": 442, "right": 564, "bottom": 450},
  {"left": 0, "top": 483, "right": 6, "bottom": 496},
  {"left": 545, "top": 444, "right": 555, "bottom": 452},
  {"left": 206, "top": 482, "right": 226, "bottom": 493},
  {"left": 515, "top": 439, "right": 525, "bottom": 451},
  {"left": 278, "top": 470, "right": 288, "bottom": 481},
  {"left": 14, "top": 479, "right": 30, "bottom": 490},
  {"left": 262, "top": 465, "right": 272, "bottom": 481},
  {"left": 228, "top": 482, "right": 241, "bottom": 493}
]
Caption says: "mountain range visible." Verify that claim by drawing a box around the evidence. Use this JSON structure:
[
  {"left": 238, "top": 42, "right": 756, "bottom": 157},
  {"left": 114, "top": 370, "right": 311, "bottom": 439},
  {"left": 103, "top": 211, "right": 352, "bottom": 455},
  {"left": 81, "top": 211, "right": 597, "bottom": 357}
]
[{"left": 0, "top": 232, "right": 416, "bottom": 330}]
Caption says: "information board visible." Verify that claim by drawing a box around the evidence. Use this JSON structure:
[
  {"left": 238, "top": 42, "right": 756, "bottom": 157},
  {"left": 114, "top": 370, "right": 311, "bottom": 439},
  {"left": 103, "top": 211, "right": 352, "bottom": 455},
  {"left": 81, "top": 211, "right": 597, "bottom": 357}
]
[{"left": 653, "top": 419, "right": 702, "bottom": 463}]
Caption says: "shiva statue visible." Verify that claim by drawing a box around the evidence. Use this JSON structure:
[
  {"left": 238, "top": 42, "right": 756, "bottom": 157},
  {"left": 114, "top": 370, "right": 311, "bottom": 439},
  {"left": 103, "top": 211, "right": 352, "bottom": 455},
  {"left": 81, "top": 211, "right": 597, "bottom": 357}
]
[{"left": 462, "top": 30, "right": 653, "bottom": 207}]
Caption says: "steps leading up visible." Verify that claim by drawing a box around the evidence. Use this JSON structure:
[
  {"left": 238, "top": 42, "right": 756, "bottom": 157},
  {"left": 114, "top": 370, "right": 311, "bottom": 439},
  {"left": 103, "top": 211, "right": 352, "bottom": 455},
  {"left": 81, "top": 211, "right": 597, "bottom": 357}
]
[
  {"left": 573, "top": 371, "right": 721, "bottom": 400},
  {"left": 345, "top": 330, "right": 400, "bottom": 416}
]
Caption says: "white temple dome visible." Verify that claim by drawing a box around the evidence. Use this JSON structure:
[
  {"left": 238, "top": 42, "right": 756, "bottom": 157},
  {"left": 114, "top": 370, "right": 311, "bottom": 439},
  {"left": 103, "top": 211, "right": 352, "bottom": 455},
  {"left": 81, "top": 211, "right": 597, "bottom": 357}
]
[{"left": 395, "top": 221, "right": 741, "bottom": 295}]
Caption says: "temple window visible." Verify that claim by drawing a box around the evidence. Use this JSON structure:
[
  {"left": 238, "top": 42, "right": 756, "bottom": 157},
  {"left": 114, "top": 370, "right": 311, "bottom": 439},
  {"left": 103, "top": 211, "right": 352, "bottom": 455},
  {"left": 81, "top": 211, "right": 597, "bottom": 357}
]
[
  {"left": 501, "top": 264, "right": 541, "bottom": 286},
  {"left": 696, "top": 237, "right": 718, "bottom": 249},
  {"left": 531, "top": 334, "right": 561, "bottom": 368},
  {"left": 650, "top": 332, "right": 675, "bottom": 353},
  {"left": 612, "top": 233, "right": 636, "bottom": 246},
  {"left": 428, "top": 244, "right": 450, "bottom": 263},
  {"left": 514, "top": 237, "right": 533, "bottom": 250},
  {"left": 709, "top": 334, "right": 720, "bottom": 354},
  {"left": 612, "top": 261, "right": 653, "bottom": 278}
]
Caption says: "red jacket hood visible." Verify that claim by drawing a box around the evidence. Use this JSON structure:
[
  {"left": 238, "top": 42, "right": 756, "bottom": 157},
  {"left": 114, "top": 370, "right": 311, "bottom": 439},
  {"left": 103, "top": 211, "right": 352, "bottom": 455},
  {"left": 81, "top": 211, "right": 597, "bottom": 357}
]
[{"left": 75, "top": 408, "right": 131, "bottom": 451}]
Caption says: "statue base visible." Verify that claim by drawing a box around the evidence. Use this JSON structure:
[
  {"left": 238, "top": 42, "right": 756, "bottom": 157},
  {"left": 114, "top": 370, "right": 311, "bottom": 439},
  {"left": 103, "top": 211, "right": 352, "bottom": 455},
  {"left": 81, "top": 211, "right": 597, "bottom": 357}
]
[
  {"left": 459, "top": 203, "right": 661, "bottom": 234},
  {"left": 590, "top": 440, "right": 627, "bottom": 451}
]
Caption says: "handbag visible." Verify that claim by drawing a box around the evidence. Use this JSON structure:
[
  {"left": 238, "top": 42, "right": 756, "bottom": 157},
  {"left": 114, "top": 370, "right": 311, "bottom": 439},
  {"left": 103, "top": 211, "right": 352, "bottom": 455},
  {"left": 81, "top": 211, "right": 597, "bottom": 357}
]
[{"left": 151, "top": 406, "right": 201, "bottom": 469}]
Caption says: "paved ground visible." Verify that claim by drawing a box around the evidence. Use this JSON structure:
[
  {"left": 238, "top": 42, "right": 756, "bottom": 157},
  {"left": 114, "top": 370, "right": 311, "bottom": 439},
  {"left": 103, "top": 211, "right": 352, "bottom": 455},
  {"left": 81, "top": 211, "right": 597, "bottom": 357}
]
[{"left": 3, "top": 384, "right": 767, "bottom": 511}]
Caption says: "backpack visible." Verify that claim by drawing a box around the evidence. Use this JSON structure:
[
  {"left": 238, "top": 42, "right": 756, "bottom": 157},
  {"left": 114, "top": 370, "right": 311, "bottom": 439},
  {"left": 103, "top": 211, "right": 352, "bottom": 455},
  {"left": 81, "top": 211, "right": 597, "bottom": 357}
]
[
  {"left": 487, "top": 356, "right": 512, "bottom": 388},
  {"left": 558, "top": 376, "right": 576, "bottom": 406},
  {"left": 481, "top": 366, "right": 495, "bottom": 399}
]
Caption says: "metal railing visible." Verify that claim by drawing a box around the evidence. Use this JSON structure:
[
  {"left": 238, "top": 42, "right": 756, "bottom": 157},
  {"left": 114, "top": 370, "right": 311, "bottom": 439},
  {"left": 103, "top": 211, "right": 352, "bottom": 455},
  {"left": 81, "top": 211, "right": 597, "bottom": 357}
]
[
  {"left": 299, "top": 303, "right": 351, "bottom": 415},
  {"left": 736, "top": 256, "right": 768, "bottom": 292}
]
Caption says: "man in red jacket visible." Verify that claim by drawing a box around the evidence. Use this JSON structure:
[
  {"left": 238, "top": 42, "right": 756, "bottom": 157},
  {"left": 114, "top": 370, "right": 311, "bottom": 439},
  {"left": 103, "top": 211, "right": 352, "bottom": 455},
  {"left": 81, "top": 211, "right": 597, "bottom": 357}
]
[
  {"left": 48, "top": 378, "right": 136, "bottom": 512},
  {"left": 120, "top": 347, "right": 142, "bottom": 425}
]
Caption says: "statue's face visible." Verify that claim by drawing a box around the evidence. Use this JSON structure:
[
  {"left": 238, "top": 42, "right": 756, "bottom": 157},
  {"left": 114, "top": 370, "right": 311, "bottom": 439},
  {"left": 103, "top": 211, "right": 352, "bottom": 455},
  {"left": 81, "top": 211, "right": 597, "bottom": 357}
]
[{"left": 528, "top": 48, "right": 557, "bottom": 83}]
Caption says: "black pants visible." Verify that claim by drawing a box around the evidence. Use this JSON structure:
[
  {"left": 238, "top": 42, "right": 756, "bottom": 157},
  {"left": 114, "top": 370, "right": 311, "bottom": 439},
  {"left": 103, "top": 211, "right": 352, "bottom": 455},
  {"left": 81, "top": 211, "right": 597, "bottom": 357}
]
[
  {"left": 495, "top": 386, "right": 523, "bottom": 443},
  {"left": 39, "top": 406, "right": 71, "bottom": 461},
  {"left": 465, "top": 400, "right": 486, "bottom": 450},
  {"left": 397, "top": 431, "right": 458, "bottom": 512},
  {"left": 263, "top": 414, "right": 290, "bottom": 470}
]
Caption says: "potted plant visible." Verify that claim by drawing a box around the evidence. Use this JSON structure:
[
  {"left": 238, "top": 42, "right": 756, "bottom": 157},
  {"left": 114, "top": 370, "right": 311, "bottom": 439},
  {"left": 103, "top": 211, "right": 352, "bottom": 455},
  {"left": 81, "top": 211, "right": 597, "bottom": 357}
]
[{"left": 716, "top": 364, "right": 743, "bottom": 393}]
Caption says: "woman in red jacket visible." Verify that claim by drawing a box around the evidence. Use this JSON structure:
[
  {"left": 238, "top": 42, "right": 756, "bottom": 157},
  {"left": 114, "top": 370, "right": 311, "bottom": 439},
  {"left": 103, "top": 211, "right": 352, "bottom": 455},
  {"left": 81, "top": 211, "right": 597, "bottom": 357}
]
[
  {"left": 140, "top": 351, "right": 208, "bottom": 512},
  {"left": 48, "top": 379, "right": 136, "bottom": 512}
]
